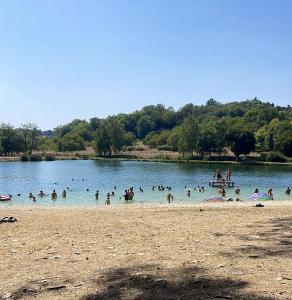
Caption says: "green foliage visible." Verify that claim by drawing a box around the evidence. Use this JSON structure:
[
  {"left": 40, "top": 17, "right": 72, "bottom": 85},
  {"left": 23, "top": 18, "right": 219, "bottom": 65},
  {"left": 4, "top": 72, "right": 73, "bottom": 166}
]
[
  {"left": 0, "top": 99, "right": 291, "bottom": 160},
  {"left": 178, "top": 116, "right": 199, "bottom": 155},
  {"left": 196, "top": 121, "right": 224, "bottom": 155},
  {"left": 60, "top": 133, "right": 86, "bottom": 151},
  {"left": 224, "top": 119, "right": 255, "bottom": 160},
  {"left": 263, "top": 151, "right": 288, "bottom": 162},
  {"left": 44, "top": 154, "right": 56, "bottom": 161},
  {"left": 20, "top": 155, "right": 29, "bottom": 162},
  {"left": 95, "top": 123, "right": 112, "bottom": 156}
]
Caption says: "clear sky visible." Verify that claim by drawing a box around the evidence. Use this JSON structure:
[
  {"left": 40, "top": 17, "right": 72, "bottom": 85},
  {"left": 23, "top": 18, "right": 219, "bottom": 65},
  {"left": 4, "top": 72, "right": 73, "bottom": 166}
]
[{"left": 0, "top": 0, "right": 291, "bottom": 130}]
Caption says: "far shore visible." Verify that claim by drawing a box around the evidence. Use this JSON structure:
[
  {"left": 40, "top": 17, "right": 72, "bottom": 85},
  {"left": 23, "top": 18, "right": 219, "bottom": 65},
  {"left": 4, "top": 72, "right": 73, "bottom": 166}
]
[{"left": 0, "top": 154, "right": 292, "bottom": 166}]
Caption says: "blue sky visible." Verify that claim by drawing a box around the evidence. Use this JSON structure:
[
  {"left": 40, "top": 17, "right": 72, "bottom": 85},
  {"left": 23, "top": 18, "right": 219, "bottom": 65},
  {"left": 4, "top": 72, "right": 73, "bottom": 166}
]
[{"left": 0, "top": 0, "right": 291, "bottom": 129}]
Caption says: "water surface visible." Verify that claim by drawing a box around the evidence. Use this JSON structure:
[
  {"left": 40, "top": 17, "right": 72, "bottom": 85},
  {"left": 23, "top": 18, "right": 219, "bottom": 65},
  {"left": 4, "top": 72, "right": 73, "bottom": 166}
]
[{"left": 0, "top": 160, "right": 291, "bottom": 206}]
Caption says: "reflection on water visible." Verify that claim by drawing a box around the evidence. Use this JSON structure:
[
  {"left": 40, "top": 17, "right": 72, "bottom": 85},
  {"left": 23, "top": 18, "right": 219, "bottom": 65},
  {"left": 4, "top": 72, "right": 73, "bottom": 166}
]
[{"left": 0, "top": 160, "right": 291, "bottom": 206}]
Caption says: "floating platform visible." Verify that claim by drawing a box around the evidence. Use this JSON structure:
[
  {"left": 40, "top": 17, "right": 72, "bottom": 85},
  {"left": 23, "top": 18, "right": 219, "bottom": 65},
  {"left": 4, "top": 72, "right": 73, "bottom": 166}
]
[{"left": 208, "top": 180, "right": 235, "bottom": 188}]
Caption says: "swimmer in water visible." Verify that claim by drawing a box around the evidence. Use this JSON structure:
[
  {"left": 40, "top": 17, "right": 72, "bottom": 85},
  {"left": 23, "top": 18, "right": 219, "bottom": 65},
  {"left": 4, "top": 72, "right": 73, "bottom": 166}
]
[{"left": 51, "top": 190, "right": 57, "bottom": 199}]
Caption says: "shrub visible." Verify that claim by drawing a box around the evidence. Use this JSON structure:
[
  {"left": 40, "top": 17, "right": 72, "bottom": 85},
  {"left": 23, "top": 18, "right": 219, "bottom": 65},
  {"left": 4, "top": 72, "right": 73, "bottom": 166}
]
[
  {"left": 30, "top": 154, "right": 43, "bottom": 161},
  {"left": 20, "top": 155, "right": 29, "bottom": 162},
  {"left": 264, "top": 152, "right": 288, "bottom": 163},
  {"left": 44, "top": 154, "right": 56, "bottom": 161}
]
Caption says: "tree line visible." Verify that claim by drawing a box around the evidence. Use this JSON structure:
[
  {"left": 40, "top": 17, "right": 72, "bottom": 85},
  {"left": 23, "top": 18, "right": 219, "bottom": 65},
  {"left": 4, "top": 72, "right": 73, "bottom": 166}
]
[{"left": 0, "top": 98, "right": 291, "bottom": 160}]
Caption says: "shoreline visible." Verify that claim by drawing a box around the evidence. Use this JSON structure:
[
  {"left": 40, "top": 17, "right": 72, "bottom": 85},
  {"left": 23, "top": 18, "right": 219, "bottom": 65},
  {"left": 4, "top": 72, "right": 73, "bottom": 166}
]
[
  {"left": 0, "top": 155, "right": 292, "bottom": 166},
  {"left": 1, "top": 199, "right": 292, "bottom": 210}
]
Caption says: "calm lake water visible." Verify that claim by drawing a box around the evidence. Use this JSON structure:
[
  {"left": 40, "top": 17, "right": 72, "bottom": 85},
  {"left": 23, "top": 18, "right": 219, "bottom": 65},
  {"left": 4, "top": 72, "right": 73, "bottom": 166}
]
[{"left": 0, "top": 160, "right": 291, "bottom": 206}]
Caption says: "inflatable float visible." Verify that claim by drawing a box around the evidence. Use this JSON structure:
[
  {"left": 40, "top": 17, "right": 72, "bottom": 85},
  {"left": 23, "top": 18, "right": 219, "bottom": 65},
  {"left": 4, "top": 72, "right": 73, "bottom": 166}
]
[
  {"left": 203, "top": 196, "right": 224, "bottom": 203},
  {"left": 0, "top": 195, "right": 11, "bottom": 201}
]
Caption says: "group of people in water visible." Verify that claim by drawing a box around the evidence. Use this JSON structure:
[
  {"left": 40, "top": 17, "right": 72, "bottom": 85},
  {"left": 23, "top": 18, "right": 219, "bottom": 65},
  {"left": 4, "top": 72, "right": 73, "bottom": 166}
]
[{"left": 13, "top": 170, "right": 291, "bottom": 204}]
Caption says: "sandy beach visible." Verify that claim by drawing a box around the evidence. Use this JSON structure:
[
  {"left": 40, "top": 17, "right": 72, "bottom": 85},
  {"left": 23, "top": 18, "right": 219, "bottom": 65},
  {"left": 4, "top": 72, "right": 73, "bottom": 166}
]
[{"left": 0, "top": 202, "right": 292, "bottom": 300}]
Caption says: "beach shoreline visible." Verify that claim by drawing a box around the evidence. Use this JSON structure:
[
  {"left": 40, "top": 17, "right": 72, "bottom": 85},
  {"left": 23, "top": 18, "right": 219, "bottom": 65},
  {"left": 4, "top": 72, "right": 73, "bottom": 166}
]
[{"left": 1, "top": 204, "right": 292, "bottom": 299}]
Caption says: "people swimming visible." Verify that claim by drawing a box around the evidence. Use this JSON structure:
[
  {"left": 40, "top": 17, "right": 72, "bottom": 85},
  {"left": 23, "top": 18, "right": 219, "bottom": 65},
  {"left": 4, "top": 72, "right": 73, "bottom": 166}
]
[
  {"left": 38, "top": 190, "right": 45, "bottom": 197},
  {"left": 254, "top": 188, "right": 259, "bottom": 193},
  {"left": 187, "top": 190, "right": 191, "bottom": 197},
  {"left": 51, "top": 190, "right": 57, "bottom": 199},
  {"left": 105, "top": 193, "right": 111, "bottom": 205},
  {"left": 123, "top": 189, "right": 134, "bottom": 201},
  {"left": 267, "top": 188, "right": 273, "bottom": 199},
  {"left": 29, "top": 192, "right": 33, "bottom": 198},
  {"left": 219, "top": 187, "right": 226, "bottom": 197},
  {"left": 95, "top": 190, "right": 99, "bottom": 199},
  {"left": 285, "top": 187, "right": 291, "bottom": 195},
  {"left": 62, "top": 190, "right": 67, "bottom": 197},
  {"left": 234, "top": 186, "right": 240, "bottom": 194}
]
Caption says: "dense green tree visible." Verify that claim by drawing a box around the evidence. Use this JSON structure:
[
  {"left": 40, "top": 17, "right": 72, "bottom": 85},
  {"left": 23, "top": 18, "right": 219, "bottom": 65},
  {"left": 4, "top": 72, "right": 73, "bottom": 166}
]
[
  {"left": 0, "top": 123, "right": 17, "bottom": 155},
  {"left": 95, "top": 124, "right": 112, "bottom": 156},
  {"left": 225, "top": 121, "right": 255, "bottom": 160},
  {"left": 178, "top": 116, "right": 199, "bottom": 155},
  {"left": 60, "top": 133, "right": 85, "bottom": 151},
  {"left": 196, "top": 121, "right": 224, "bottom": 156},
  {"left": 106, "top": 118, "right": 126, "bottom": 153}
]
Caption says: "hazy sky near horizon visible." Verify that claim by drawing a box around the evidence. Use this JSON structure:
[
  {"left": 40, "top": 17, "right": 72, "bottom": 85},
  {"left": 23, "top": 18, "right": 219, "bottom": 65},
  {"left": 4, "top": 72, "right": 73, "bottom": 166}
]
[{"left": 0, "top": 0, "right": 292, "bottom": 129}]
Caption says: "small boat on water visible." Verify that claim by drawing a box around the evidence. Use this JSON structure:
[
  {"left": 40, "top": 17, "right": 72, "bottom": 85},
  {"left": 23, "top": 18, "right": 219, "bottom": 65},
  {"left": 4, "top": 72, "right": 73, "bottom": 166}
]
[{"left": 0, "top": 195, "right": 11, "bottom": 201}]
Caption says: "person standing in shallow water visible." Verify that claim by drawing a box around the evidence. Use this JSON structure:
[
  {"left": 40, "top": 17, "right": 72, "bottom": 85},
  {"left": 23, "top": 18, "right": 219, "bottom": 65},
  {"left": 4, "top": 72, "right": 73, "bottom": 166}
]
[
  {"left": 167, "top": 193, "right": 174, "bottom": 203},
  {"left": 105, "top": 193, "right": 111, "bottom": 205},
  {"left": 95, "top": 190, "right": 99, "bottom": 199},
  {"left": 51, "top": 190, "right": 57, "bottom": 199}
]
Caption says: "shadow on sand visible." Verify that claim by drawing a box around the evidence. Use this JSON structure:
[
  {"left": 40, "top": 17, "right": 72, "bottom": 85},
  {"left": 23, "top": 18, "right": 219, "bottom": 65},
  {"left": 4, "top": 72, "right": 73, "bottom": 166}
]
[
  {"left": 221, "top": 217, "right": 292, "bottom": 259},
  {"left": 81, "top": 265, "right": 273, "bottom": 300}
]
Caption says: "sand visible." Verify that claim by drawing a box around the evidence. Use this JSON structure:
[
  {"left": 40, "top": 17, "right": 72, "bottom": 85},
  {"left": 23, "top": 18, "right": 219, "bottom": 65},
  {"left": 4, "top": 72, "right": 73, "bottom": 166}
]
[{"left": 0, "top": 202, "right": 292, "bottom": 300}]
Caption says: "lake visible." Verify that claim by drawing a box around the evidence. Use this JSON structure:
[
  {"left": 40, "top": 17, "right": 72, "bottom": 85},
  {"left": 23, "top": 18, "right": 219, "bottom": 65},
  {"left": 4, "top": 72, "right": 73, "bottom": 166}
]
[{"left": 0, "top": 160, "right": 291, "bottom": 206}]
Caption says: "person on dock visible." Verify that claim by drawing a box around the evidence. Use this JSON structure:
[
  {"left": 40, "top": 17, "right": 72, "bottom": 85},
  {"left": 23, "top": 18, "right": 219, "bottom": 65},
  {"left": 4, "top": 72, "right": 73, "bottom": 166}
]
[
  {"left": 217, "top": 169, "right": 223, "bottom": 180},
  {"left": 226, "top": 169, "right": 232, "bottom": 181},
  {"left": 285, "top": 187, "right": 291, "bottom": 195}
]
